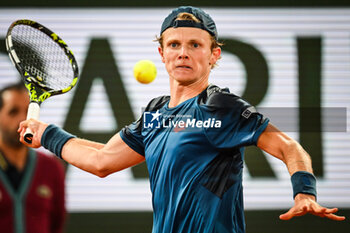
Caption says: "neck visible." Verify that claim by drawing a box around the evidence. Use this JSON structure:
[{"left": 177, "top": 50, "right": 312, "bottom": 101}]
[
  {"left": 0, "top": 138, "right": 28, "bottom": 171},
  {"left": 168, "top": 77, "right": 209, "bottom": 108}
]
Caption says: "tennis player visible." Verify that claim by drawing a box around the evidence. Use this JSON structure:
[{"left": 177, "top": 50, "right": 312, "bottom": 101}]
[{"left": 18, "top": 6, "right": 345, "bottom": 233}]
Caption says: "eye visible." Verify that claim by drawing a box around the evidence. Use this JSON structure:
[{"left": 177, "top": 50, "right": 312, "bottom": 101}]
[
  {"left": 170, "top": 43, "right": 178, "bottom": 48},
  {"left": 8, "top": 107, "right": 19, "bottom": 116},
  {"left": 193, "top": 43, "right": 199, "bottom": 48}
]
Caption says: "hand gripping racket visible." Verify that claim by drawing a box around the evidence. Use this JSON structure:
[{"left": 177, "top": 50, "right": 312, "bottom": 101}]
[{"left": 5, "top": 19, "right": 79, "bottom": 144}]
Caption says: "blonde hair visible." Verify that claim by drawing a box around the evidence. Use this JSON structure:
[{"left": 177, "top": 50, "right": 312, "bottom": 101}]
[
  {"left": 156, "top": 12, "right": 222, "bottom": 50},
  {"left": 176, "top": 12, "right": 201, "bottom": 22}
]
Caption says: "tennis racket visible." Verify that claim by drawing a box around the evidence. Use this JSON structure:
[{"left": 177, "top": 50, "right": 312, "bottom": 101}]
[{"left": 5, "top": 19, "right": 79, "bottom": 144}]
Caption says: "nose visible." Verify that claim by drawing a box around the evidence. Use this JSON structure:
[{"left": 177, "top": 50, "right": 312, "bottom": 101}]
[{"left": 178, "top": 47, "right": 189, "bottom": 60}]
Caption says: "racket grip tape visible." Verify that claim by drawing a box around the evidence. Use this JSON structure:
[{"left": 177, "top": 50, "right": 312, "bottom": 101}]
[{"left": 24, "top": 102, "right": 40, "bottom": 144}]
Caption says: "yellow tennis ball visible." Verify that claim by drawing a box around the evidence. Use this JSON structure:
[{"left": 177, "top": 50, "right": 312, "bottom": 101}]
[{"left": 133, "top": 60, "right": 157, "bottom": 84}]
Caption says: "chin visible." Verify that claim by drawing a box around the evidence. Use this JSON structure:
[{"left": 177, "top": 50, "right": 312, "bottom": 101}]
[
  {"left": 9, "top": 141, "right": 24, "bottom": 149},
  {"left": 174, "top": 77, "right": 198, "bottom": 85},
  {"left": 172, "top": 73, "right": 196, "bottom": 83},
  {"left": 4, "top": 134, "right": 25, "bottom": 148}
]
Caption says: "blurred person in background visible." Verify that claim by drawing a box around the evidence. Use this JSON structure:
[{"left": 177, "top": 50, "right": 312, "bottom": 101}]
[{"left": 0, "top": 82, "right": 66, "bottom": 233}]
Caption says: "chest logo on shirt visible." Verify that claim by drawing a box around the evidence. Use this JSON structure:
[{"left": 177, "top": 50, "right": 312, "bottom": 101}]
[
  {"left": 37, "top": 185, "right": 52, "bottom": 199},
  {"left": 143, "top": 110, "right": 222, "bottom": 130}
]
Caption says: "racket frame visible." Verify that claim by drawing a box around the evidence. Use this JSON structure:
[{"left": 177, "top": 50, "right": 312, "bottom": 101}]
[{"left": 5, "top": 19, "right": 79, "bottom": 143}]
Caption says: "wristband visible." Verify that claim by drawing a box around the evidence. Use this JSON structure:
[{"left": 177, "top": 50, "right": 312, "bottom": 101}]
[
  {"left": 41, "top": 124, "right": 76, "bottom": 159},
  {"left": 291, "top": 171, "right": 317, "bottom": 199}
]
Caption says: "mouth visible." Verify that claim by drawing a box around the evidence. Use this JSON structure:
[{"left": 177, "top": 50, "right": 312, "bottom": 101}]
[{"left": 176, "top": 65, "right": 192, "bottom": 69}]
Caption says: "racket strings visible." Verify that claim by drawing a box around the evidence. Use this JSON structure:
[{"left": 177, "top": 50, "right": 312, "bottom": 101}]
[{"left": 11, "top": 25, "right": 74, "bottom": 91}]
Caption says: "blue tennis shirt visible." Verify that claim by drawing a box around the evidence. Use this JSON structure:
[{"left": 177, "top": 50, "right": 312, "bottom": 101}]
[{"left": 120, "top": 84, "right": 269, "bottom": 233}]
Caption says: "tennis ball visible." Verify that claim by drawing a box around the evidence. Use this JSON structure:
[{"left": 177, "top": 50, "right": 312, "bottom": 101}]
[{"left": 133, "top": 60, "right": 157, "bottom": 84}]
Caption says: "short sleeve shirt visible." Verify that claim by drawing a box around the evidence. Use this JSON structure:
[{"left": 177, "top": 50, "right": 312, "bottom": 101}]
[{"left": 120, "top": 84, "right": 269, "bottom": 233}]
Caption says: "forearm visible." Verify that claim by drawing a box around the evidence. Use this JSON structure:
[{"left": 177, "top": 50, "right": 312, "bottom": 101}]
[
  {"left": 38, "top": 125, "right": 105, "bottom": 175},
  {"left": 19, "top": 121, "right": 145, "bottom": 177},
  {"left": 61, "top": 133, "right": 145, "bottom": 177},
  {"left": 281, "top": 140, "right": 313, "bottom": 176},
  {"left": 278, "top": 139, "right": 317, "bottom": 199},
  {"left": 257, "top": 123, "right": 314, "bottom": 176},
  {"left": 68, "top": 137, "right": 104, "bottom": 149},
  {"left": 61, "top": 138, "right": 105, "bottom": 176}
]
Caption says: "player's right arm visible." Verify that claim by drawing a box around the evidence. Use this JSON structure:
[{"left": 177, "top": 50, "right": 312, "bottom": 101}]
[
  {"left": 62, "top": 134, "right": 145, "bottom": 177},
  {"left": 18, "top": 119, "right": 145, "bottom": 177}
]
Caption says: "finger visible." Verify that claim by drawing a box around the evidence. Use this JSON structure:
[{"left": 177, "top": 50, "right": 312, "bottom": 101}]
[
  {"left": 18, "top": 122, "right": 24, "bottom": 133},
  {"left": 279, "top": 208, "right": 297, "bottom": 220},
  {"left": 281, "top": 204, "right": 312, "bottom": 220},
  {"left": 19, "top": 128, "right": 30, "bottom": 145},
  {"left": 19, "top": 125, "right": 25, "bottom": 142},
  {"left": 322, "top": 208, "right": 345, "bottom": 221},
  {"left": 313, "top": 207, "right": 333, "bottom": 218},
  {"left": 18, "top": 121, "right": 33, "bottom": 146},
  {"left": 309, "top": 206, "right": 346, "bottom": 221},
  {"left": 324, "top": 208, "right": 339, "bottom": 214},
  {"left": 18, "top": 120, "right": 29, "bottom": 133},
  {"left": 310, "top": 204, "right": 327, "bottom": 216},
  {"left": 293, "top": 205, "right": 309, "bottom": 215},
  {"left": 311, "top": 206, "right": 338, "bottom": 216},
  {"left": 279, "top": 212, "right": 293, "bottom": 220},
  {"left": 294, "top": 205, "right": 310, "bottom": 217},
  {"left": 325, "top": 213, "right": 346, "bottom": 221}
]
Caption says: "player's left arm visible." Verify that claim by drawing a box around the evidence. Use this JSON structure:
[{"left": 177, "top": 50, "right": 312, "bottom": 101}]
[{"left": 257, "top": 123, "right": 345, "bottom": 221}]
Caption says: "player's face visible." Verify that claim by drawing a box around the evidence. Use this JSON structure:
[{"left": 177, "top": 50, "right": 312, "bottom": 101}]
[
  {"left": 159, "top": 27, "right": 221, "bottom": 85},
  {"left": 0, "top": 89, "right": 29, "bottom": 148}
]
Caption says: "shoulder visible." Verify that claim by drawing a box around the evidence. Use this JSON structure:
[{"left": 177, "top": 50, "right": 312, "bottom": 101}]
[
  {"left": 198, "top": 84, "right": 251, "bottom": 111},
  {"left": 121, "top": 95, "right": 169, "bottom": 132},
  {"left": 144, "top": 95, "right": 170, "bottom": 112}
]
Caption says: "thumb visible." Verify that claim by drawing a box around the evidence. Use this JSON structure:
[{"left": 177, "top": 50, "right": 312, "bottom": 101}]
[
  {"left": 279, "top": 208, "right": 295, "bottom": 220},
  {"left": 18, "top": 120, "right": 29, "bottom": 133}
]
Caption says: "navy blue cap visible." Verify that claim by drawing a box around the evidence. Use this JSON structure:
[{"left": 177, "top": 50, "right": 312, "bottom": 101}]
[{"left": 160, "top": 6, "right": 218, "bottom": 40}]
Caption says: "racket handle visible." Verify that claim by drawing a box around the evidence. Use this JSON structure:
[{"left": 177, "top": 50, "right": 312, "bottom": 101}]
[{"left": 24, "top": 102, "right": 41, "bottom": 144}]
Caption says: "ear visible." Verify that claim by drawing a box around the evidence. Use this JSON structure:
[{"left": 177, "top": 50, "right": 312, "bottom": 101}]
[
  {"left": 210, "top": 47, "right": 221, "bottom": 65},
  {"left": 158, "top": 46, "right": 165, "bottom": 63}
]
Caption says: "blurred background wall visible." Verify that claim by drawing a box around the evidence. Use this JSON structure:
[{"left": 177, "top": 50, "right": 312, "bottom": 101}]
[{"left": 0, "top": 1, "right": 349, "bottom": 232}]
